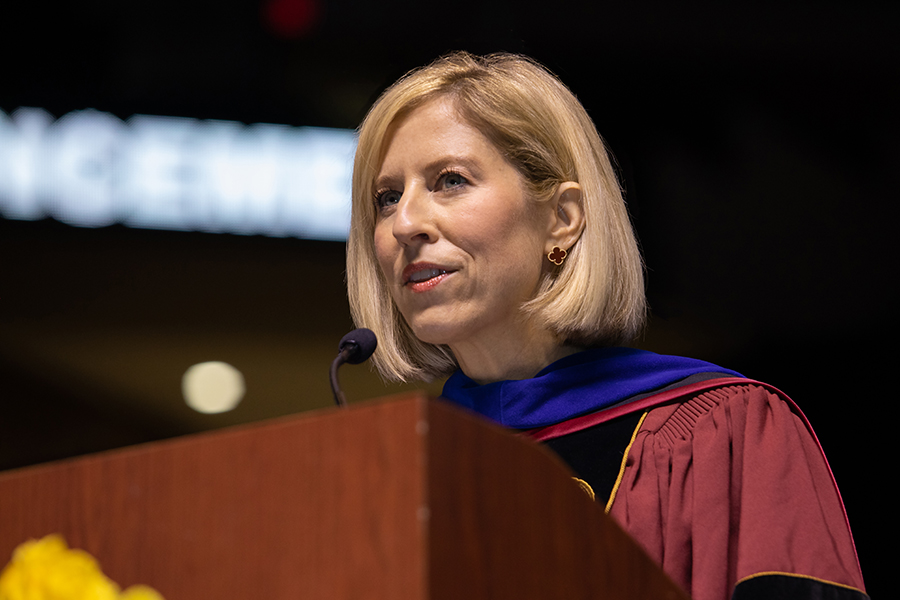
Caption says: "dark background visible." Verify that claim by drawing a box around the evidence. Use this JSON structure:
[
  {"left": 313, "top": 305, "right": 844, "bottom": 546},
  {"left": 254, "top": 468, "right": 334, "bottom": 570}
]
[{"left": 1, "top": 1, "right": 894, "bottom": 596}]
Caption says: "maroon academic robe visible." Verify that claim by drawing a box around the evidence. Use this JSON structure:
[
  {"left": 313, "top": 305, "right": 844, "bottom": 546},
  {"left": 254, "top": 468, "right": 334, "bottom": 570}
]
[{"left": 530, "top": 381, "right": 867, "bottom": 600}]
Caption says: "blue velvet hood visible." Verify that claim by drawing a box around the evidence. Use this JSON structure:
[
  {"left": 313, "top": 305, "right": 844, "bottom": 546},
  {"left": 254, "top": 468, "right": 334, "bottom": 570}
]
[{"left": 441, "top": 347, "right": 743, "bottom": 429}]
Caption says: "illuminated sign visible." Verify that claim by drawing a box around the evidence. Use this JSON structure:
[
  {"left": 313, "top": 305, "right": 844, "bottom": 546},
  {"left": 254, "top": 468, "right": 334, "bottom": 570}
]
[{"left": 0, "top": 107, "right": 356, "bottom": 240}]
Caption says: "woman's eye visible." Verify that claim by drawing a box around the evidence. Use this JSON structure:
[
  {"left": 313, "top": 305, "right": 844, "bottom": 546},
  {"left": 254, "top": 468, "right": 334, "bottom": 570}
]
[
  {"left": 375, "top": 189, "right": 402, "bottom": 208},
  {"left": 439, "top": 171, "right": 467, "bottom": 190}
]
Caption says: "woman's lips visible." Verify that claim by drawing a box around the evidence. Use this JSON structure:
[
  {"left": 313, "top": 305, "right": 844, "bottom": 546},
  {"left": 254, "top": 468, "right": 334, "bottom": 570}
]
[{"left": 402, "top": 263, "right": 455, "bottom": 292}]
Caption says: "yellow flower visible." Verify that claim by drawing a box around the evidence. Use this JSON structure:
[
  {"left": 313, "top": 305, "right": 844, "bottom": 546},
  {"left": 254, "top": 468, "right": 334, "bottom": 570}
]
[
  {"left": 0, "top": 535, "right": 164, "bottom": 600},
  {"left": 118, "top": 586, "right": 164, "bottom": 600}
]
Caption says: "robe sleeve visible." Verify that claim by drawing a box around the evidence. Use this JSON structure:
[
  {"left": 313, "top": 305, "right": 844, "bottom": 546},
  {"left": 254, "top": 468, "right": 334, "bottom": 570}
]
[{"left": 607, "top": 383, "right": 867, "bottom": 600}]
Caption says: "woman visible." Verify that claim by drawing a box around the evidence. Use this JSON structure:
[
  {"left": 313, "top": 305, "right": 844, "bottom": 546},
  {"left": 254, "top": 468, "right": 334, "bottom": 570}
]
[{"left": 347, "top": 52, "right": 867, "bottom": 600}]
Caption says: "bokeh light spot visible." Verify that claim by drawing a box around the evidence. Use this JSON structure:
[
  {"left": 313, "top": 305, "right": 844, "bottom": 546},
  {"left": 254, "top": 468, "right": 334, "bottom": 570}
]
[
  {"left": 263, "top": 0, "right": 319, "bottom": 39},
  {"left": 182, "top": 361, "right": 246, "bottom": 414}
]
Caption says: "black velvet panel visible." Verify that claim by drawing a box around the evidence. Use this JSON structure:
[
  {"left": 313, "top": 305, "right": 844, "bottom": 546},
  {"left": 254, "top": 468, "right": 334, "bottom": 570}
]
[
  {"left": 732, "top": 574, "right": 870, "bottom": 600},
  {"left": 542, "top": 411, "right": 643, "bottom": 503}
]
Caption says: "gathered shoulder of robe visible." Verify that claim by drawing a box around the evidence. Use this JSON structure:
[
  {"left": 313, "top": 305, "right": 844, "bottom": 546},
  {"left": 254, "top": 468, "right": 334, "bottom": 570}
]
[{"left": 441, "top": 347, "right": 868, "bottom": 600}]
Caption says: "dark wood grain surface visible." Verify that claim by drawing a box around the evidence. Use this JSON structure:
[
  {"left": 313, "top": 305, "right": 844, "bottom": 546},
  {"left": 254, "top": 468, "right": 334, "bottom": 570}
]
[{"left": 1, "top": 394, "right": 688, "bottom": 599}]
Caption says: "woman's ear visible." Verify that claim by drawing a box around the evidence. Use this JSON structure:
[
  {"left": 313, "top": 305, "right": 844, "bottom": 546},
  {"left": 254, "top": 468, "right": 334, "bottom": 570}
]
[{"left": 545, "top": 182, "right": 585, "bottom": 254}]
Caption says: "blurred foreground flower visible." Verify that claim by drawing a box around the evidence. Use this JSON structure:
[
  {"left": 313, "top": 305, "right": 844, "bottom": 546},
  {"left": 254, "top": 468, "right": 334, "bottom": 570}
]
[{"left": 0, "top": 535, "right": 164, "bottom": 600}]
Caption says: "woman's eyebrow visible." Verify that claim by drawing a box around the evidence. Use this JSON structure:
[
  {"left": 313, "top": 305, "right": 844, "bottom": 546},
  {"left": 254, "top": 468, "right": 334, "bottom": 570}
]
[
  {"left": 374, "top": 155, "right": 481, "bottom": 189},
  {"left": 372, "top": 172, "right": 398, "bottom": 191}
]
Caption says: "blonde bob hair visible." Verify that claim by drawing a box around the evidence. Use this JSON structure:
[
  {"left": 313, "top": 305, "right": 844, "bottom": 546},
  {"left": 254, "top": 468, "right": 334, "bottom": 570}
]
[{"left": 348, "top": 52, "right": 646, "bottom": 382}]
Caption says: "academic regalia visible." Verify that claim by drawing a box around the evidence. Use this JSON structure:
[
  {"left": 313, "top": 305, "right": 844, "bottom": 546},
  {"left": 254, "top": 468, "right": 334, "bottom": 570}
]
[{"left": 441, "top": 347, "right": 868, "bottom": 600}]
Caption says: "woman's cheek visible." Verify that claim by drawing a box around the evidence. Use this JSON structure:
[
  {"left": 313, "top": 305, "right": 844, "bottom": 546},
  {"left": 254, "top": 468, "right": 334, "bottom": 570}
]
[{"left": 372, "top": 231, "right": 396, "bottom": 280}]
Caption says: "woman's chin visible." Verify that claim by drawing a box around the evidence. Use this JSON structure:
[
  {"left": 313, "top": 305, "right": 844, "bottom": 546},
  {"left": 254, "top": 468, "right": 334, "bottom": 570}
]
[
  {"left": 409, "top": 327, "right": 455, "bottom": 347},
  {"left": 406, "top": 319, "right": 467, "bottom": 347}
]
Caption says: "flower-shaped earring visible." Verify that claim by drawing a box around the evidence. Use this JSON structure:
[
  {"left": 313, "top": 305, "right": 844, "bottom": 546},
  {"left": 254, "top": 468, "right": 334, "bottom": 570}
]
[{"left": 547, "top": 246, "right": 567, "bottom": 266}]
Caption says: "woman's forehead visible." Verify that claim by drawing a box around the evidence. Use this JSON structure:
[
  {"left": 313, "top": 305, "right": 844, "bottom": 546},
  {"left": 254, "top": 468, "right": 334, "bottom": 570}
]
[
  {"left": 375, "top": 99, "right": 489, "bottom": 173},
  {"left": 373, "top": 96, "right": 529, "bottom": 188}
]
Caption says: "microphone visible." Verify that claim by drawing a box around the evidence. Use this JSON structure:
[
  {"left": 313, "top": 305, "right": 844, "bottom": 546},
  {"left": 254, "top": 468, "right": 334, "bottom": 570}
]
[{"left": 330, "top": 328, "right": 377, "bottom": 407}]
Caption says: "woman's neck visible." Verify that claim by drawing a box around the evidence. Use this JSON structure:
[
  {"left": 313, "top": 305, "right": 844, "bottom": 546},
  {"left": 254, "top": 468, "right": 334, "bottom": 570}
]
[{"left": 451, "top": 326, "right": 582, "bottom": 385}]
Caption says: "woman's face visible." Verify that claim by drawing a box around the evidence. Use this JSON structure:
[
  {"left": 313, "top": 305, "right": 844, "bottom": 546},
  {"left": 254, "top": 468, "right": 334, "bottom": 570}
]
[{"left": 372, "top": 97, "right": 554, "bottom": 351}]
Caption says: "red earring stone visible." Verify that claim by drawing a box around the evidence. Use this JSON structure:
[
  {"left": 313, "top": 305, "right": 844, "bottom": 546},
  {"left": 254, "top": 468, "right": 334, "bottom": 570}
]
[{"left": 548, "top": 246, "right": 567, "bottom": 266}]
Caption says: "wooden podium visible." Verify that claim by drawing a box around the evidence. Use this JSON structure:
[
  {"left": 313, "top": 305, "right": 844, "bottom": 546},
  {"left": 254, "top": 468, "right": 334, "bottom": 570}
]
[{"left": 0, "top": 393, "right": 688, "bottom": 599}]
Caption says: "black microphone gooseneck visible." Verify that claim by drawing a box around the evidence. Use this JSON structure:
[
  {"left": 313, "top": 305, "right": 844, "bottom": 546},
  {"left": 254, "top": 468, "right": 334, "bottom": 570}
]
[{"left": 330, "top": 328, "right": 378, "bottom": 407}]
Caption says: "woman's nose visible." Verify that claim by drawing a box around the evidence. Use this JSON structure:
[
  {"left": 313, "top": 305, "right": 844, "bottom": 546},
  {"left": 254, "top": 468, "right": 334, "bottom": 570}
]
[{"left": 392, "top": 187, "right": 436, "bottom": 245}]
